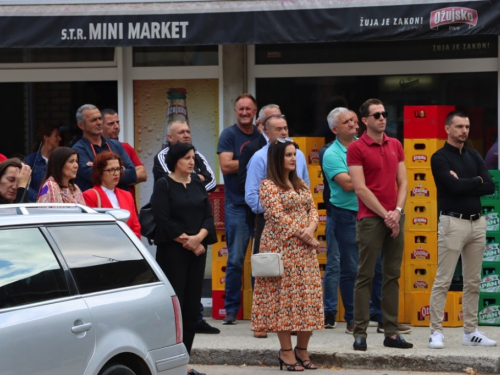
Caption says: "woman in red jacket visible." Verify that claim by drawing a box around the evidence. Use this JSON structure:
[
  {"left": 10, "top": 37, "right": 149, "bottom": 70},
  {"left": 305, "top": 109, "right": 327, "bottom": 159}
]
[{"left": 83, "top": 151, "right": 141, "bottom": 238}]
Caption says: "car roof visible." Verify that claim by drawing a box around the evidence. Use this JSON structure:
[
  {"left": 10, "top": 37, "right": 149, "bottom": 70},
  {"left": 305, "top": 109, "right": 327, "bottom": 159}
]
[{"left": 0, "top": 203, "right": 129, "bottom": 227}]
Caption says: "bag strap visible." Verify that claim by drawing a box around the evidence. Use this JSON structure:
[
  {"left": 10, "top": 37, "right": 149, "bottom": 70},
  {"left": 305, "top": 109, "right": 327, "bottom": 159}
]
[{"left": 91, "top": 188, "right": 101, "bottom": 208}]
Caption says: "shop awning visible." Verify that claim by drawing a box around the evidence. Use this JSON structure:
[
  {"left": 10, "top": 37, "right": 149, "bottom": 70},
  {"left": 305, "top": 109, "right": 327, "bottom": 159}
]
[{"left": 0, "top": 0, "right": 499, "bottom": 47}]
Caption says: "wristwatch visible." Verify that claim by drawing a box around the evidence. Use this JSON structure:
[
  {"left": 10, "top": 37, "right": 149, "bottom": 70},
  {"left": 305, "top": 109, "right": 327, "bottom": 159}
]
[{"left": 395, "top": 207, "right": 405, "bottom": 216}]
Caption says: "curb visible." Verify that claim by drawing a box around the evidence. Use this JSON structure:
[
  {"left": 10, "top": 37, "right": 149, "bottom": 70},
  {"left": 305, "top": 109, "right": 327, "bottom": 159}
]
[{"left": 190, "top": 348, "right": 500, "bottom": 373}]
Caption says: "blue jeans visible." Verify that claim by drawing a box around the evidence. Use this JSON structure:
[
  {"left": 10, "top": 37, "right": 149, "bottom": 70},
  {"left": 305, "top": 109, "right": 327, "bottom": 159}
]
[
  {"left": 370, "top": 253, "right": 383, "bottom": 323},
  {"left": 323, "top": 205, "right": 359, "bottom": 322},
  {"left": 224, "top": 202, "right": 251, "bottom": 314}
]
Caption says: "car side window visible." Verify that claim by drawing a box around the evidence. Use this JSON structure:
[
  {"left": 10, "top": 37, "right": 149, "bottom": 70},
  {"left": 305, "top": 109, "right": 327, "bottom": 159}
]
[
  {"left": 47, "top": 224, "right": 158, "bottom": 294},
  {"left": 0, "top": 228, "right": 69, "bottom": 309}
]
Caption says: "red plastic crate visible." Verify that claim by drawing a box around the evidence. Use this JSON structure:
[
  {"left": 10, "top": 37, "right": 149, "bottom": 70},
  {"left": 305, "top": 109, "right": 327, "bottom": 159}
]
[
  {"left": 212, "top": 290, "right": 243, "bottom": 320},
  {"left": 209, "top": 184, "right": 225, "bottom": 230},
  {"left": 404, "top": 105, "right": 455, "bottom": 139}
]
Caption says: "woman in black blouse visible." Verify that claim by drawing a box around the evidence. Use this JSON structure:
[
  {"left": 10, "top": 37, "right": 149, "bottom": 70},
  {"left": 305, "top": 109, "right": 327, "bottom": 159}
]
[{"left": 151, "top": 142, "right": 216, "bottom": 375}]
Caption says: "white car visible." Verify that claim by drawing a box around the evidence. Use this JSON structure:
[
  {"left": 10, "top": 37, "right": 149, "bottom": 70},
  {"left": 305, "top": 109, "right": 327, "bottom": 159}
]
[{"left": 0, "top": 204, "right": 189, "bottom": 375}]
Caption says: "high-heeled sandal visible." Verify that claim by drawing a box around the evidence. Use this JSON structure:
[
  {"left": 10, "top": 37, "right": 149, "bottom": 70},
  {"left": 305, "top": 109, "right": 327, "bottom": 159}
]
[
  {"left": 278, "top": 348, "right": 304, "bottom": 371},
  {"left": 294, "top": 347, "right": 318, "bottom": 370}
]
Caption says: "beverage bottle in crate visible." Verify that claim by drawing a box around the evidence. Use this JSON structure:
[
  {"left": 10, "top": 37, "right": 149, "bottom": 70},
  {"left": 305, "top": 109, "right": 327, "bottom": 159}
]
[{"left": 161, "top": 88, "right": 188, "bottom": 149}]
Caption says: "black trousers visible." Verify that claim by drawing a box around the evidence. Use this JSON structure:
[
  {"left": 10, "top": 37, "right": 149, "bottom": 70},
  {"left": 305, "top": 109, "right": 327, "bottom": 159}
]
[{"left": 156, "top": 241, "right": 207, "bottom": 354}]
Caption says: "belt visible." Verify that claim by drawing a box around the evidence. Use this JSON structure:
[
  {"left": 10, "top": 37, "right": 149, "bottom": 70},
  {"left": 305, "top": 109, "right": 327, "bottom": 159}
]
[{"left": 440, "top": 211, "right": 481, "bottom": 221}]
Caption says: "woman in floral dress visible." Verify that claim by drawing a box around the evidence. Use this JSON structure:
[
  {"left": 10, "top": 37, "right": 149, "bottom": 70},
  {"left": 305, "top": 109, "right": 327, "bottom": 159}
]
[
  {"left": 37, "top": 147, "right": 85, "bottom": 204},
  {"left": 251, "top": 139, "right": 324, "bottom": 371}
]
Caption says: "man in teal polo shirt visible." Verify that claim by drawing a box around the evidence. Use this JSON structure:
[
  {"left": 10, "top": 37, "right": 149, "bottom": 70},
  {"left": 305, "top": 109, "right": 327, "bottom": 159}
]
[{"left": 322, "top": 107, "right": 359, "bottom": 334}]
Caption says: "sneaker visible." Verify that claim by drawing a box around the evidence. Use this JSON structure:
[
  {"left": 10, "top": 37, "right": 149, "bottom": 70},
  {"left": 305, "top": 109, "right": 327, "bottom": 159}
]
[
  {"left": 222, "top": 311, "right": 237, "bottom": 325},
  {"left": 345, "top": 321, "right": 354, "bottom": 334},
  {"left": 377, "top": 322, "right": 412, "bottom": 334},
  {"left": 428, "top": 331, "right": 445, "bottom": 349},
  {"left": 195, "top": 319, "right": 220, "bottom": 334},
  {"left": 324, "top": 312, "right": 337, "bottom": 328},
  {"left": 463, "top": 329, "right": 497, "bottom": 347}
]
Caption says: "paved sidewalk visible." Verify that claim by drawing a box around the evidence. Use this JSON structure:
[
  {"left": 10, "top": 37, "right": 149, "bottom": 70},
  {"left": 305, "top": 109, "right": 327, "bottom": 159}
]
[{"left": 191, "top": 319, "right": 500, "bottom": 373}]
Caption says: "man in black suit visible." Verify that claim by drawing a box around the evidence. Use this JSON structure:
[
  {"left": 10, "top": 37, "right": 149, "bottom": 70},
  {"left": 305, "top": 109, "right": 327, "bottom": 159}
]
[{"left": 237, "top": 103, "right": 281, "bottom": 339}]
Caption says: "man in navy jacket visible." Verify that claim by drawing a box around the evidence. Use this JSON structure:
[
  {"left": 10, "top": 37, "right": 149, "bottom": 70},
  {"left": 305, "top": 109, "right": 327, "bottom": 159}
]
[{"left": 72, "top": 104, "right": 137, "bottom": 192}]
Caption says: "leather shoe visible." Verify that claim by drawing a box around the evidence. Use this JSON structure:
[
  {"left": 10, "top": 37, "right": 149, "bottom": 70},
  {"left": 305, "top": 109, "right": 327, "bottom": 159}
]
[
  {"left": 254, "top": 331, "right": 268, "bottom": 338},
  {"left": 187, "top": 369, "right": 206, "bottom": 375},
  {"left": 353, "top": 336, "right": 367, "bottom": 351},
  {"left": 383, "top": 334, "right": 413, "bottom": 349}
]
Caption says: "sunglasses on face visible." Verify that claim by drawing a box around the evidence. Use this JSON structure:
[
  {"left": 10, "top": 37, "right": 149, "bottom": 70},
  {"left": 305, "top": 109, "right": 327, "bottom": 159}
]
[
  {"left": 275, "top": 137, "right": 294, "bottom": 144},
  {"left": 367, "top": 111, "right": 388, "bottom": 120}
]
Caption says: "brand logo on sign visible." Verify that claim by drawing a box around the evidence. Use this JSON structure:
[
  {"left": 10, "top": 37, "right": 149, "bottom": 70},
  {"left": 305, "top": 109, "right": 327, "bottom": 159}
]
[
  {"left": 309, "top": 148, "right": 320, "bottom": 164},
  {"left": 420, "top": 305, "right": 430, "bottom": 318},
  {"left": 480, "top": 275, "right": 500, "bottom": 292},
  {"left": 412, "top": 154, "right": 427, "bottom": 162},
  {"left": 414, "top": 279, "right": 428, "bottom": 288},
  {"left": 318, "top": 214, "right": 327, "bottom": 223},
  {"left": 411, "top": 247, "right": 430, "bottom": 259},
  {"left": 411, "top": 186, "right": 429, "bottom": 197},
  {"left": 430, "top": 7, "right": 478, "bottom": 29},
  {"left": 314, "top": 182, "right": 324, "bottom": 193},
  {"left": 484, "top": 244, "right": 500, "bottom": 261},
  {"left": 218, "top": 247, "right": 228, "bottom": 257},
  {"left": 479, "top": 306, "right": 500, "bottom": 323},
  {"left": 413, "top": 217, "right": 428, "bottom": 225},
  {"left": 167, "top": 104, "right": 187, "bottom": 117}
]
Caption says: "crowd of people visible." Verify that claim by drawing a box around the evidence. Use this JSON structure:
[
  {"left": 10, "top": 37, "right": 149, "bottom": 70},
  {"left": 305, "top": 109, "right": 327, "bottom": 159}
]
[{"left": 0, "top": 95, "right": 497, "bottom": 374}]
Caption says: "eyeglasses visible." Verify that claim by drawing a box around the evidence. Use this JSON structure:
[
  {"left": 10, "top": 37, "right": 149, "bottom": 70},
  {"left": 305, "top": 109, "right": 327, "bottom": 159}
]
[
  {"left": 367, "top": 111, "right": 388, "bottom": 120},
  {"left": 103, "top": 168, "right": 122, "bottom": 175},
  {"left": 275, "top": 137, "right": 294, "bottom": 144}
]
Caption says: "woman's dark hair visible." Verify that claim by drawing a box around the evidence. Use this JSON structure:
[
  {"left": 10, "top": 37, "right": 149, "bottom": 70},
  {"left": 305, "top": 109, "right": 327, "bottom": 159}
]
[
  {"left": 32, "top": 125, "right": 59, "bottom": 152},
  {"left": 91, "top": 151, "right": 124, "bottom": 186},
  {"left": 0, "top": 158, "right": 23, "bottom": 204},
  {"left": 44, "top": 147, "right": 78, "bottom": 188},
  {"left": 166, "top": 142, "right": 195, "bottom": 172},
  {"left": 266, "top": 140, "right": 307, "bottom": 191}
]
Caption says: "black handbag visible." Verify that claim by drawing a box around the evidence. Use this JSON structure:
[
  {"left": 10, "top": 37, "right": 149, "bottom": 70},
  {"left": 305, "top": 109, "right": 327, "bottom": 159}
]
[
  {"left": 139, "top": 177, "right": 168, "bottom": 245},
  {"left": 138, "top": 202, "right": 156, "bottom": 245}
]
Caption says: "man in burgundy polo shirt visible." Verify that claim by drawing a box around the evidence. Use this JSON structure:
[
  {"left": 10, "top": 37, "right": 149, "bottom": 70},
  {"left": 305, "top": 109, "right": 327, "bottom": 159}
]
[{"left": 347, "top": 98, "right": 412, "bottom": 351}]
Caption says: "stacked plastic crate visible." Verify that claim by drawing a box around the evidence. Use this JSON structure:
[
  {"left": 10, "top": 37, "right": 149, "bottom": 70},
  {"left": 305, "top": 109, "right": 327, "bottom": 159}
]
[
  {"left": 478, "top": 170, "right": 500, "bottom": 326},
  {"left": 403, "top": 105, "right": 463, "bottom": 327}
]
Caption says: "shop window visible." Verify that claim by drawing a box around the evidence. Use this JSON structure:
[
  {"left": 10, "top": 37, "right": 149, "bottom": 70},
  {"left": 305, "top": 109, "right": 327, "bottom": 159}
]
[
  {"left": 256, "top": 36, "right": 497, "bottom": 65},
  {"left": 0, "top": 48, "right": 115, "bottom": 63},
  {"left": 133, "top": 45, "right": 218, "bottom": 66},
  {"left": 256, "top": 72, "right": 497, "bottom": 156}
]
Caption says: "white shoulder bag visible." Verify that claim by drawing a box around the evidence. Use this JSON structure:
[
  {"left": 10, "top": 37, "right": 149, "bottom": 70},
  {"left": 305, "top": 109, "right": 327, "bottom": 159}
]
[{"left": 251, "top": 252, "right": 284, "bottom": 277}]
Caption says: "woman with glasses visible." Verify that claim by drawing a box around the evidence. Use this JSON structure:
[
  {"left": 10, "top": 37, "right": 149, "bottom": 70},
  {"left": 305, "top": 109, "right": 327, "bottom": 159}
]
[
  {"left": 251, "top": 138, "right": 323, "bottom": 372},
  {"left": 82, "top": 151, "right": 140, "bottom": 238},
  {"left": 37, "top": 147, "right": 85, "bottom": 205}
]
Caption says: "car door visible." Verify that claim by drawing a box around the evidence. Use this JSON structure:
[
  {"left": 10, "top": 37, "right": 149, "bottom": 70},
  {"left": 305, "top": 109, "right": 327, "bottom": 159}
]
[{"left": 0, "top": 227, "right": 95, "bottom": 375}]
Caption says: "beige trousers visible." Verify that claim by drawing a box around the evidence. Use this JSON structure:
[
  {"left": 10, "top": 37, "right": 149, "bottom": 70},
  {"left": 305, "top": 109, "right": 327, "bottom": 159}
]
[{"left": 430, "top": 215, "right": 486, "bottom": 334}]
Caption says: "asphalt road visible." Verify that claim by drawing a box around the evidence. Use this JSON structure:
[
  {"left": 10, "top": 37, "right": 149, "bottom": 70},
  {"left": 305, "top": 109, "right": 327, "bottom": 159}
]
[{"left": 191, "top": 364, "right": 471, "bottom": 375}]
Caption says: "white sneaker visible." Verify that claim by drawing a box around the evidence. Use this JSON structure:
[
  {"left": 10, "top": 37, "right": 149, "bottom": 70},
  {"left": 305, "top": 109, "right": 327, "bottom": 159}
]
[
  {"left": 428, "top": 331, "right": 445, "bottom": 349},
  {"left": 463, "top": 329, "right": 497, "bottom": 347}
]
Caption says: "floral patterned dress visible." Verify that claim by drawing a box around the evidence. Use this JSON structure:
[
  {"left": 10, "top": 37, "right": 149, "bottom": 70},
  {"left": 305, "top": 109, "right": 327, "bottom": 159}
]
[{"left": 251, "top": 179, "right": 324, "bottom": 332}]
